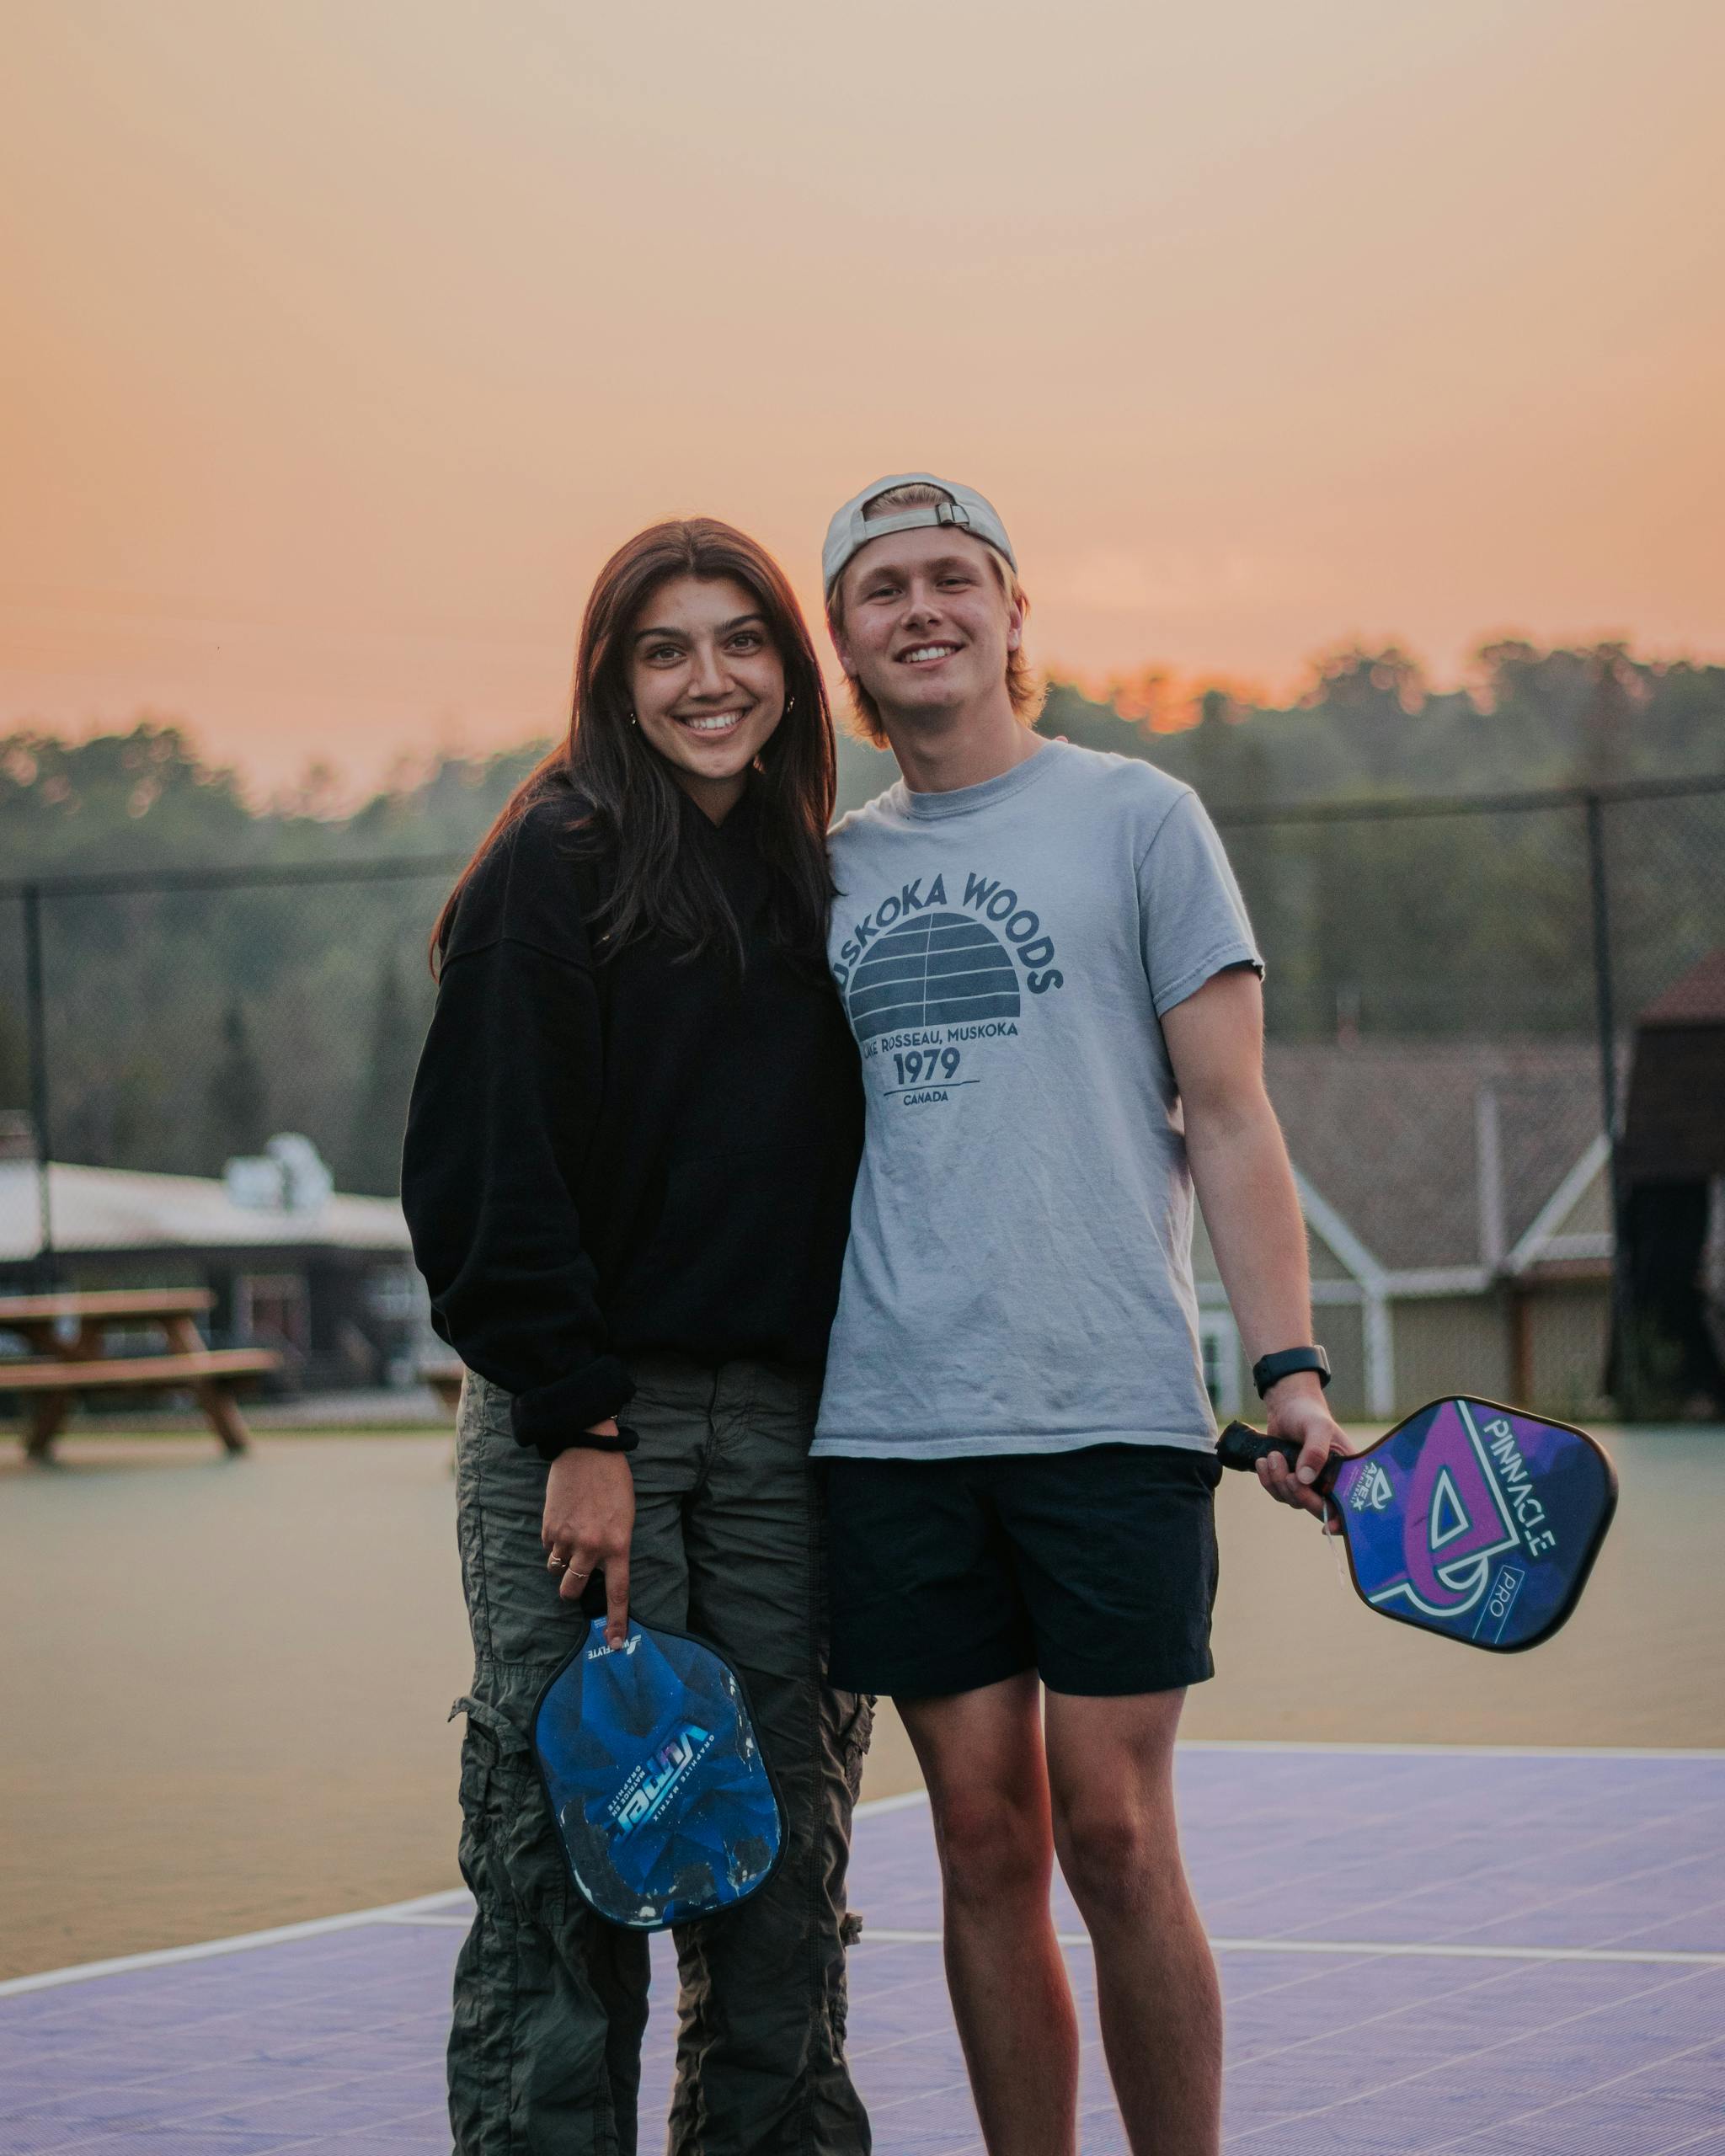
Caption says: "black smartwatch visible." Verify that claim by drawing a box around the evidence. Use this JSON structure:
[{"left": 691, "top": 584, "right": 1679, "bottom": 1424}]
[
  {"left": 1251, "top": 1346, "right": 1331, "bottom": 1399},
  {"left": 565, "top": 1422, "right": 640, "bottom": 1455}
]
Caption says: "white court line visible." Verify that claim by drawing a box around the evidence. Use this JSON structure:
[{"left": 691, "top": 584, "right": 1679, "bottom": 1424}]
[
  {"left": 855, "top": 1927, "right": 1725, "bottom": 1968},
  {"left": 1221, "top": 1961, "right": 1717, "bottom": 2145},
  {"left": 0, "top": 1889, "right": 473, "bottom": 1999},
  {"left": 0, "top": 1789, "right": 925, "bottom": 1998},
  {"left": 1178, "top": 1741, "right": 1725, "bottom": 1760},
  {"left": 7, "top": 1763, "right": 1720, "bottom": 2000}
]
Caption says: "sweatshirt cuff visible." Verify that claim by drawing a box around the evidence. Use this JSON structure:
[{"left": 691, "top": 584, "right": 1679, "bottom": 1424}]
[{"left": 510, "top": 1358, "right": 637, "bottom": 1461}]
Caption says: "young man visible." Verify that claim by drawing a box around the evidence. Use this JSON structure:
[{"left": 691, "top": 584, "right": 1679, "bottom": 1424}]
[{"left": 812, "top": 474, "right": 1349, "bottom": 2156}]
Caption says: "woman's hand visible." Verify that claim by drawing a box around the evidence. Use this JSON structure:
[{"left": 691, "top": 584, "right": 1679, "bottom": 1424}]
[{"left": 542, "top": 1432, "right": 634, "bottom": 1644}]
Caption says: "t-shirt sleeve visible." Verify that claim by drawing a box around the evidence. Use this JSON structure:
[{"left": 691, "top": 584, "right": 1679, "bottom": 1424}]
[{"left": 1135, "top": 787, "right": 1263, "bottom": 1017}]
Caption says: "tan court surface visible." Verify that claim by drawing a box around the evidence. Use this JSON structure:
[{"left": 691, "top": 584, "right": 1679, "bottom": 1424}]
[{"left": 2, "top": 1425, "right": 1720, "bottom": 1982}]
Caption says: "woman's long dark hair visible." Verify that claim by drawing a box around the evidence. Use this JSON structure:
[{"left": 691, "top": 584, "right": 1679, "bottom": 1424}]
[{"left": 432, "top": 520, "right": 836, "bottom": 973}]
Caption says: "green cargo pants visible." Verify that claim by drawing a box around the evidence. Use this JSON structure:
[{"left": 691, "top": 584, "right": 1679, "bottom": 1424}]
[{"left": 449, "top": 1357, "right": 873, "bottom": 2156}]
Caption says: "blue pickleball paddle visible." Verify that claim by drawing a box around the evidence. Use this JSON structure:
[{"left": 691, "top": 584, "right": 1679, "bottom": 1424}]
[
  {"left": 1219, "top": 1396, "right": 1616, "bottom": 1652},
  {"left": 533, "top": 1614, "right": 785, "bottom": 1929}
]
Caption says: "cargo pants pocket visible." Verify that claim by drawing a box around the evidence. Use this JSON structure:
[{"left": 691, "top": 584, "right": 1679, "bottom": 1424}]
[{"left": 448, "top": 1686, "right": 650, "bottom": 2156}]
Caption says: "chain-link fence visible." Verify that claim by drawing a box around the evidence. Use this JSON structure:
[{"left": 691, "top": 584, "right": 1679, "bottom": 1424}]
[
  {"left": 0, "top": 861, "right": 452, "bottom": 1196},
  {"left": 1200, "top": 776, "right": 1725, "bottom": 1424},
  {"left": 0, "top": 860, "right": 457, "bottom": 1393},
  {"left": 3, "top": 776, "right": 1722, "bottom": 1417}
]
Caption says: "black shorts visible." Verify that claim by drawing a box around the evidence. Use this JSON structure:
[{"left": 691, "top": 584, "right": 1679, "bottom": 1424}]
[{"left": 822, "top": 1443, "right": 1221, "bottom": 1700}]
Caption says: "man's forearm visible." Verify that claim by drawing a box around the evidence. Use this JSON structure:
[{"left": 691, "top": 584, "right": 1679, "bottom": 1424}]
[
  {"left": 1163, "top": 969, "right": 1347, "bottom": 1486},
  {"left": 1184, "top": 1097, "right": 1313, "bottom": 1365}
]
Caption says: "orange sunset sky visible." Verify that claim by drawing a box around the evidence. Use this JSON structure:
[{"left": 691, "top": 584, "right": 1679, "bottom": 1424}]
[{"left": 3, "top": 0, "right": 1721, "bottom": 792}]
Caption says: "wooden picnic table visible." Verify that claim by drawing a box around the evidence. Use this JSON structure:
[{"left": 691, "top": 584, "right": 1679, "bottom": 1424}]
[{"left": 0, "top": 1288, "right": 280, "bottom": 1460}]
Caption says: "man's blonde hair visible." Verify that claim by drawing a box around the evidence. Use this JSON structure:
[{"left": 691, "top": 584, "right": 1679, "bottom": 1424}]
[{"left": 826, "top": 482, "right": 1043, "bottom": 745}]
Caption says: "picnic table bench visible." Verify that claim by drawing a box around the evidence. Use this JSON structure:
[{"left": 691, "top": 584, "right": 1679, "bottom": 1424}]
[
  {"left": 422, "top": 1358, "right": 466, "bottom": 1414},
  {"left": 0, "top": 1289, "right": 280, "bottom": 1460}
]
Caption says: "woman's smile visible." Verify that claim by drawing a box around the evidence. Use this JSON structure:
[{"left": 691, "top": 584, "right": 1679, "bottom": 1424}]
[{"left": 675, "top": 705, "right": 750, "bottom": 736}]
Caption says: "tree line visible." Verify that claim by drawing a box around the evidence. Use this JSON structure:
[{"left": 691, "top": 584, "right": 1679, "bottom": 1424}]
[{"left": 1, "top": 637, "right": 1720, "bottom": 1193}]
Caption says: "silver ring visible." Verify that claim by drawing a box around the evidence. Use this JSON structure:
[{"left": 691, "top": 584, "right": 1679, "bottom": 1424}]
[{"left": 547, "top": 1554, "right": 568, "bottom": 1572}]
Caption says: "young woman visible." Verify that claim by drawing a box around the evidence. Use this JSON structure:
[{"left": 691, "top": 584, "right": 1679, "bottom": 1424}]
[{"left": 402, "top": 520, "right": 872, "bottom": 2156}]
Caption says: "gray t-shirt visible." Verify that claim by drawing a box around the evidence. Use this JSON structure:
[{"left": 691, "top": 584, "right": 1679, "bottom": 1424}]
[{"left": 812, "top": 739, "right": 1262, "bottom": 1460}]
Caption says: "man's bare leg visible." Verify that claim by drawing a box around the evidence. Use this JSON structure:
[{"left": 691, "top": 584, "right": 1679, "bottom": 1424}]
[
  {"left": 1044, "top": 1688, "right": 1222, "bottom": 2156},
  {"left": 898, "top": 1673, "right": 1079, "bottom": 2156}
]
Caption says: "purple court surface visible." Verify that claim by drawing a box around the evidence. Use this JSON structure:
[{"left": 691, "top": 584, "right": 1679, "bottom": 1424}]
[{"left": 4, "top": 1743, "right": 1723, "bottom": 2154}]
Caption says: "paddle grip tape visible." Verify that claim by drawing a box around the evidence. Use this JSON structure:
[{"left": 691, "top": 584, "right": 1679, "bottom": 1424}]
[{"left": 1216, "top": 1420, "right": 1342, "bottom": 1497}]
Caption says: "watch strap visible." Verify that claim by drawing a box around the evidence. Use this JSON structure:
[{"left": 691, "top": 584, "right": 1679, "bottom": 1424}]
[{"left": 1251, "top": 1346, "right": 1331, "bottom": 1398}]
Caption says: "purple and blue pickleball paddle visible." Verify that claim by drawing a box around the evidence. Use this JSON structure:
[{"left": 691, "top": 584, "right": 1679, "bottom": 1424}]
[{"left": 1218, "top": 1396, "right": 1617, "bottom": 1652}]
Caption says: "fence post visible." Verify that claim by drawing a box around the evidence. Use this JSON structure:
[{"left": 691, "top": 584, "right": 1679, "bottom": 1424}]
[
  {"left": 22, "top": 883, "right": 56, "bottom": 1286},
  {"left": 1583, "top": 793, "right": 1635, "bottom": 1417}
]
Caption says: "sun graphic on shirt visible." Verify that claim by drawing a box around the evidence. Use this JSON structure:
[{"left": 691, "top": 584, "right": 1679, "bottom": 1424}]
[{"left": 845, "top": 913, "right": 1023, "bottom": 1043}]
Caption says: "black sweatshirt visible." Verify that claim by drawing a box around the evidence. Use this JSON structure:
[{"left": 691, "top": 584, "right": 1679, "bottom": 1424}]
[{"left": 401, "top": 792, "right": 863, "bottom": 1458}]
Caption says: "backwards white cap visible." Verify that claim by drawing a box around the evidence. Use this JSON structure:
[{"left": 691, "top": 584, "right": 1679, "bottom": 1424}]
[{"left": 822, "top": 473, "right": 1017, "bottom": 600}]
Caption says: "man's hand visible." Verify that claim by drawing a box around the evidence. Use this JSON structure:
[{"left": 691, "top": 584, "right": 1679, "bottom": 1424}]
[
  {"left": 1253, "top": 1374, "right": 1354, "bottom": 1534},
  {"left": 542, "top": 1433, "right": 634, "bottom": 1644}
]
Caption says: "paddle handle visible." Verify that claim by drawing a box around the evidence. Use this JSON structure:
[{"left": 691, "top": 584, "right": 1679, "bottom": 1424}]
[{"left": 1217, "top": 1420, "right": 1342, "bottom": 1498}]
